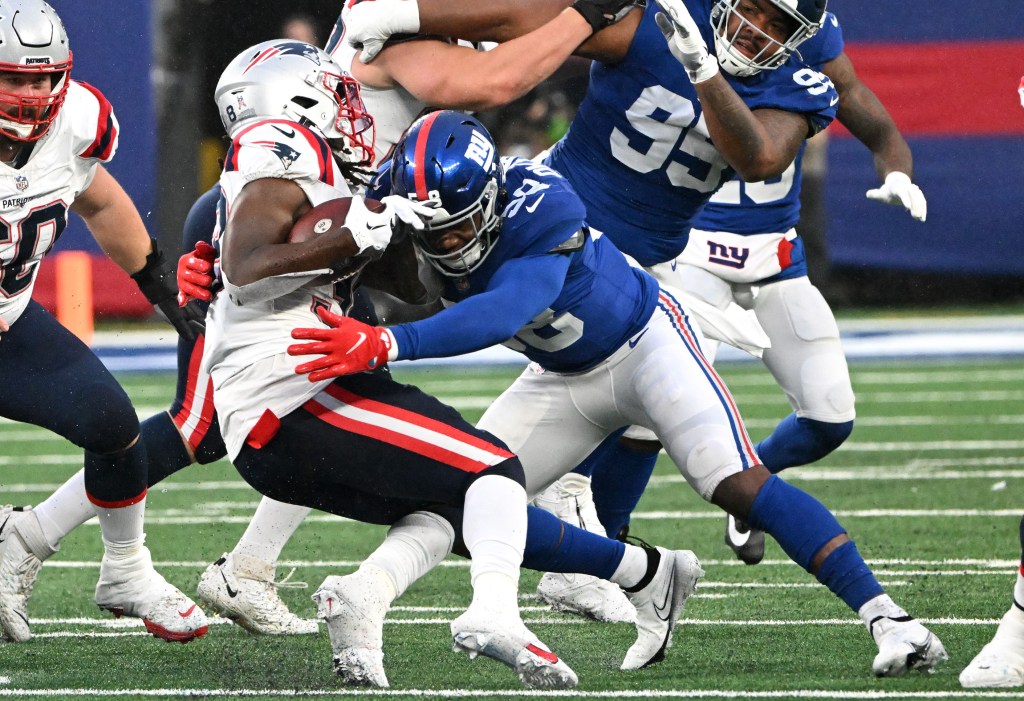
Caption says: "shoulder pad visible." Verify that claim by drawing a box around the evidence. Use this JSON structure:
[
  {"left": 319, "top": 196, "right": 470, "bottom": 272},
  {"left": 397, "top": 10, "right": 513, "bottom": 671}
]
[{"left": 68, "top": 81, "right": 119, "bottom": 162}]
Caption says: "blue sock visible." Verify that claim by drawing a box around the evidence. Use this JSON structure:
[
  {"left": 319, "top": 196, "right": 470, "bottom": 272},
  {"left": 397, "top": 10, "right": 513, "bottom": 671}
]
[
  {"left": 755, "top": 414, "right": 854, "bottom": 473},
  {"left": 590, "top": 440, "right": 659, "bottom": 538},
  {"left": 747, "top": 475, "right": 883, "bottom": 612},
  {"left": 141, "top": 412, "right": 195, "bottom": 486},
  {"left": 522, "top": 505, "right": 624, "bottom": 580},
  {"left": 816, "top": 540, "right": 883, "bottom": 611}
]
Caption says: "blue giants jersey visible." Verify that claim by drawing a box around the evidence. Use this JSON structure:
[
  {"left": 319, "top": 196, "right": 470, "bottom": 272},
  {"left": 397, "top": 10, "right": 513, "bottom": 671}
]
[
  {"left": 693, "top": 12, "right": 845, "bottom": 235},
  {"left": 545, "top": 0, "right": 839, "bottom": 267},
  {"left": 386, "top": 157, "right": 659, "bottom": 373}
]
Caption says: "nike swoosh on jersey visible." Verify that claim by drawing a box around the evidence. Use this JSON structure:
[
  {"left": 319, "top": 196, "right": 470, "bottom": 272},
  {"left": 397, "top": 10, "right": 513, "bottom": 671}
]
[
  {"left": 272, "top": 125, "right": 296, "bottom": 138},
  {"left": 525, "top": 194, "right": 546, "bottom": 213},
  {"left": 628, "top": 329, "right": 649, "bottom": 349}
]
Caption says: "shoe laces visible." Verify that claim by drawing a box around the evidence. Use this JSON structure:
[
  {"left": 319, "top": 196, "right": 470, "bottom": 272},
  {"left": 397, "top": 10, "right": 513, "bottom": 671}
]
[{"left": 263, "top": 567, "right": 308, "bottom": 590}]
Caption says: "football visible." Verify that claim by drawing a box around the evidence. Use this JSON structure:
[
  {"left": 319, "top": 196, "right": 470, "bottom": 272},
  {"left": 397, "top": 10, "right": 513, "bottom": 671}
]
[{"left": 288, "top": 196, "right": 385, "bottom": 244}]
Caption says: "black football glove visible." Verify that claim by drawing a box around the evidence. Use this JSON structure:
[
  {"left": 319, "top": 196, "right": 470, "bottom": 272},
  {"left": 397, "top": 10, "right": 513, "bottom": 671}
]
[
  {"left": 131, "top": 238, "right": 206, "bottom": 341},
  {"left": 570, "top": 0, "right": 645, "bottom": 33}
]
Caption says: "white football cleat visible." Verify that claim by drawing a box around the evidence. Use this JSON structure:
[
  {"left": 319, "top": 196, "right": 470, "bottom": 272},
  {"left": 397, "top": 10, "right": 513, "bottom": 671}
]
[
  {"left": 0, "top": 506, "right": 56, "bottom": 643},
  {"left": 621, "top": 547, "right": 703, "bottom": 670},
  {"left": 197, "top": 552, "right": 318, "bottom": 636},
  {"left": 451, "top": 606, "right": 578, "bottom": 689},
  {"left": 313, "top": 573, "right": 391, "bottom": 687},
  {"left": 725, "top": 514, "right": 765, "bottom": 565},
  {"left": 869, "top": 614, "right": 947, "bottom": 676},
  {"left": 960, "top": 608, "right": 1024, "bottom": 688},
  {"left": 536, "top": 571, "right": 636, "bottom": 623},
  {"left": 95, "top": 543, "right": 208, "bottom": 643}
]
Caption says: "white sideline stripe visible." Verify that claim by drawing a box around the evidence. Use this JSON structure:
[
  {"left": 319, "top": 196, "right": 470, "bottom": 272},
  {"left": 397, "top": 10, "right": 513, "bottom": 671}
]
[
  {"left": 5, "top": 414, "right": 1024, "bottom": 442},
  {"left": 5, "top": 690, "right": 1024, "bottom": 700},
  {"left": 40, "top": 557, "right": 1017, "bottom": 570},
  {"left": 21, "top": 616, "right": 1007, "bottom": 631},
  {"left": 1, "top": 388, "right": 1023, "bottom": 428}
]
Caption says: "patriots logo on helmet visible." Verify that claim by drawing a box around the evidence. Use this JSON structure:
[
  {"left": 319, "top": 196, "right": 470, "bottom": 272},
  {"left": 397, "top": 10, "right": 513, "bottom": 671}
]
[{"left": 243, "top": 41, "right": 321, "bottom": 74}]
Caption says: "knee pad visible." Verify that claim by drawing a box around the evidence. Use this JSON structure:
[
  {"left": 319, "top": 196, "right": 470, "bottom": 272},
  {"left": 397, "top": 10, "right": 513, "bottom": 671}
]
[
  {"left": 682, "top": 436, "right": 745, "bottom": 502},
  {"left": 70, "top": 381, "right": 140, "bottom": 454}
]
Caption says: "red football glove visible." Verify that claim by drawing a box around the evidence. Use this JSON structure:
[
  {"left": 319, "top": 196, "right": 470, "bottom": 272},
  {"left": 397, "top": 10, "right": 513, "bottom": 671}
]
[
  {"left": 176, "top": 241, "right": 217, "bottom": 306},
  {"left": 288, "top": 306, "right": 395, "bottom": 381}
]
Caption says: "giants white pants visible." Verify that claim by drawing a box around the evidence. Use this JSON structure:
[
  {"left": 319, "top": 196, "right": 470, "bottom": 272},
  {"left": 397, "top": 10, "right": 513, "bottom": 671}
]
[{"left": 477, "top": 288, "right": 761, "bottom": 502}]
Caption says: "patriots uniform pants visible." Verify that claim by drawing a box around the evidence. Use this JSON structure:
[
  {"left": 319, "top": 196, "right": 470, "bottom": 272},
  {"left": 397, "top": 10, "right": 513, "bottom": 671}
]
[
  {"left": 233, "top": 370, "right": 525, "bottom": 525},
  {"left": 477, "top": 287, "right": 761, "bottom": 502},
  {"left": 0, "top": 300, "right": 145, "bottom": 501}
]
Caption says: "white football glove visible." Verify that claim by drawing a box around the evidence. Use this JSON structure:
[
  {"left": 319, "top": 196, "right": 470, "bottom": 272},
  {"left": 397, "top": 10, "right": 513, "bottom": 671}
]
[
  {"left": 654, "top": 0, "right": 719, "bottom": 84},
  {"left": 345, "top": 0, "right": 421, "bottom": 63},
  {"left": 865, "top": 171, "right": 927, "bottom": 222},
  {"left": 379, "top": 194, "right": 437, "bottom": 232}
]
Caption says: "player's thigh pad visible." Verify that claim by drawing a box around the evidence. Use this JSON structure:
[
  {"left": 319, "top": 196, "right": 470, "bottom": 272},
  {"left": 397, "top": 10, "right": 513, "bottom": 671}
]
[
  {"left": 478, "top": 364, "right": 617, "bottom": 497},
  {"left": 617, "top": 307, "right": 757, "bottom": 501},
  {"left": 755, "top": 278, "right": 855, "bottom": 422}
]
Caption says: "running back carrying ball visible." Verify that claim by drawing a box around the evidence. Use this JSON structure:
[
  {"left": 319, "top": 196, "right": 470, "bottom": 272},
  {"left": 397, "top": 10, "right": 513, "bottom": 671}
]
[{"left": 289, "top": 196, "right": 386, "bottom": 244}]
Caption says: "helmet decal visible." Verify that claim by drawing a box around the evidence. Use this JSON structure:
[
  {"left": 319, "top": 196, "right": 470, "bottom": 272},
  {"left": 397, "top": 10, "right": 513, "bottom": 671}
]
[{"left": 243, "top": 41, "right": 321, "bottom": 74}]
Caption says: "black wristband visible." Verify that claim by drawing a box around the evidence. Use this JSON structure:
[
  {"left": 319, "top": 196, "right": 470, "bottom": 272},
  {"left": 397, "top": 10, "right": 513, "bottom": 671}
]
[
  {"left": 570, "top": 0, "right": 643, "bottom": 33},
  {"left": 129, "top": 238, "right": 175, "bottom": 305}
]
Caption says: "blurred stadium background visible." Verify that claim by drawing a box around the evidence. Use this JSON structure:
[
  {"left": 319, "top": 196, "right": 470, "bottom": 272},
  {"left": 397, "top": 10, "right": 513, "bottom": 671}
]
[{"left": 37, "top": 0, "right": 1024, "bottom": 334}]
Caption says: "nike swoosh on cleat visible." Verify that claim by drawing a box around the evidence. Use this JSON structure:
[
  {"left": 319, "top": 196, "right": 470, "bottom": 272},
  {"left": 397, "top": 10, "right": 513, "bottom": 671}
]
[
  {"left": 628, "top": 329, "right": 648, "bottom": 349},
  {"left": 652, "top": 576, "right": 673, "bottom": 623},
  {"left": 525, "top": 643, "right": 559, "bottom": 664},
  {"left": 726, "top": 518, "right": 751, "bottom": 547},
  {"left": 220, "top": 569, "right": 239, "bottom": 598},
  {"left": 178, "top": 604, "right": 197, "bottom": 618}
]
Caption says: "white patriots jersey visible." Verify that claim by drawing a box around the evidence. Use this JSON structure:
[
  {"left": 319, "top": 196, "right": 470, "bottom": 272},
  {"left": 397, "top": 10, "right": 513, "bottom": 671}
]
[
  {"left": 0, "top": 80, "right": 118, "bottom": 327},
  {"left": 203, "top": 118, "right": 356, "bottom": 459}
]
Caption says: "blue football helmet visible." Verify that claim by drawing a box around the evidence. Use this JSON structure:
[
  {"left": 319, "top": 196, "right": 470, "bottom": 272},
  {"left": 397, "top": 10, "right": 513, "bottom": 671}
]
[
  {"left": 389, "top": 111, "right": 504, "bottom": 277},
  {"left": 711, "top": 0, "right": 827, "bottom": 77}
]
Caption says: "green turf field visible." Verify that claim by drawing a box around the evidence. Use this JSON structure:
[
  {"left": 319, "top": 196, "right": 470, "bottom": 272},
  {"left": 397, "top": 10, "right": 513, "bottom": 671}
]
[{"left": 1, "top": 357, "right": 1023, "bottom": 699}]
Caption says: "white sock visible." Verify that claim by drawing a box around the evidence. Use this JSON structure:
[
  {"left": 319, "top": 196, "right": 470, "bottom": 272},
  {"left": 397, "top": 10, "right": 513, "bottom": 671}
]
[
  {"left": 1013, "top": 565, "right": 1024, "bottom": 609},
  {"left": 233, "top": 497, "right": 311, "bottom": 563},
  {"left": 95, "top": 498, "right": 146, "bottom": 546},
  {"left": 857, "top": 593, "right": 909, "bottom": 628},
  {"left": 609, "top": 543, "right": 649, "bottom": 589},
  {"left": 364, "top": 511, "right": 454, "bottom": 598},
  {"left": 462, "top": 475, "right": 527, "bottom": 607},
  {"left": 33, "top": 469, "right": 93, "bottom": 549}
]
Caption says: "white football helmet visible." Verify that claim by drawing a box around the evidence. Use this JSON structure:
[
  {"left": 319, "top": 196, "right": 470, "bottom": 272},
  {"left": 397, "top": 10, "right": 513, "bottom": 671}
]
[
  {"left": 215, "top": 40, "right": 375, "bottom": 166},
  {"left": 0, "top": 0, "right": 72, "bottom": 141},
  {"left": 711, "top": 0, "right": 826, "bottom": 77}
]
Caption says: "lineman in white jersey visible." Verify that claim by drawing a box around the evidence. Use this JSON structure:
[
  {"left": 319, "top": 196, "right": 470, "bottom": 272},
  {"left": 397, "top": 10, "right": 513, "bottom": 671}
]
[
  {"left": 0, "top": 0, "right": 206, "bottom": 643},
  {"left": 189, "top": 0, "right": 645, "bottom": 631}
]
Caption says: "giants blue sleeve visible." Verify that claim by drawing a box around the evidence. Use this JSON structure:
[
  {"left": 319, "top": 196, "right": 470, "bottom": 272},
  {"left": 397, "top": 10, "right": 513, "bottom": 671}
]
[
  {"left": 799, "top": 12, "right": 845, "bottom": 68},
  {"left": 389, "top": 253, "right": 572, "bottom": 361}
]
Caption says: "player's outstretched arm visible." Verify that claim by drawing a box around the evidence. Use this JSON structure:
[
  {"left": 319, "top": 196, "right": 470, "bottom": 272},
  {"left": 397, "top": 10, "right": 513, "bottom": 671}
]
[
  {"left": 71, "top": 165, "right": 204, "bottom": 339},
  {"left": 824, "top": 52, "right": 926, "bottom": 222},
  {"left": 367, "top": 2, "right": 637, "bottom": 111}
]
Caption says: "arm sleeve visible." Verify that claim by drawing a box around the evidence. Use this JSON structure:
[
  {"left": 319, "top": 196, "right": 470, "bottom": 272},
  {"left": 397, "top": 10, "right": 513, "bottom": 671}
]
[{"left": 390, "top": 252, "right": 572, "bottom": 360}]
